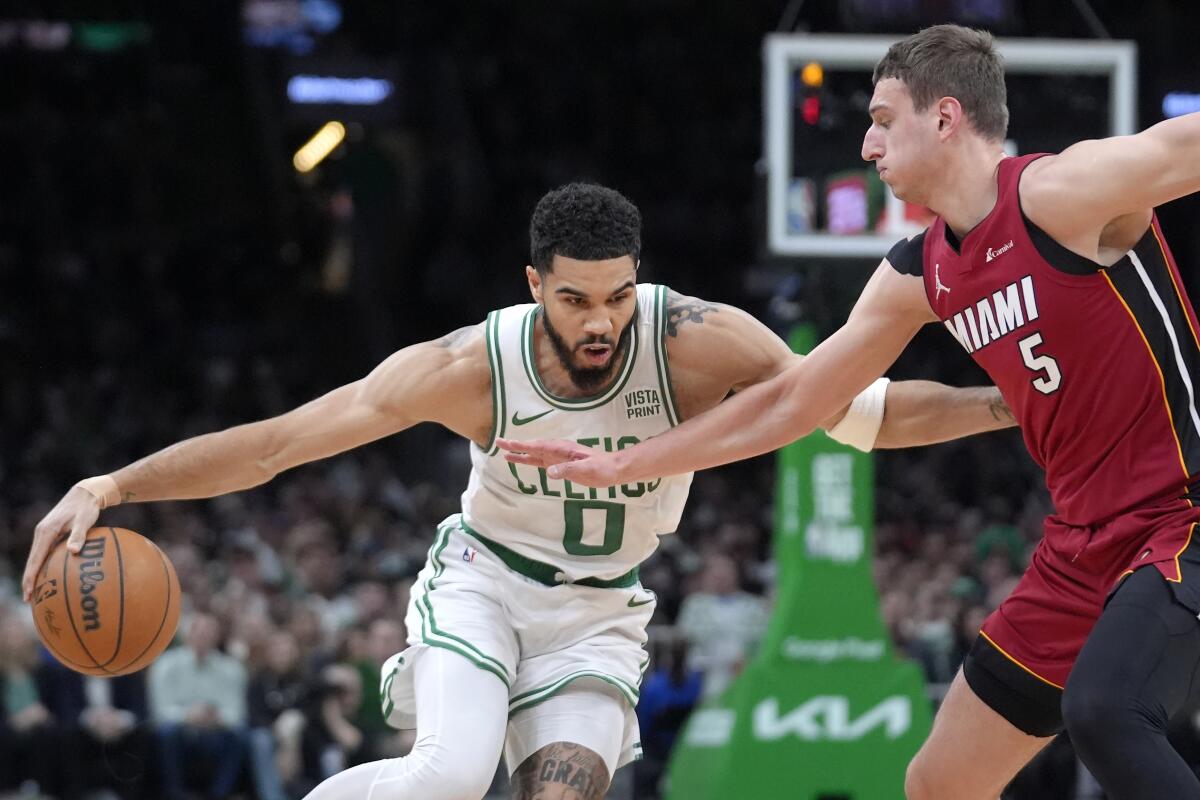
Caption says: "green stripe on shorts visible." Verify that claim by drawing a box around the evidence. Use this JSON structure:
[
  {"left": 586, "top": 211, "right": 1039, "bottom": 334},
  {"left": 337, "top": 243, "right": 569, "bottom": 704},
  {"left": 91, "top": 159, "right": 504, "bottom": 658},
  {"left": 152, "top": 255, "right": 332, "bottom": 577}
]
[
  {"left": 508, "top": 670, "right": 640, "bottom": 717},
  {"left": 418, "top": 521, "right": 511, "bottom": 686}
]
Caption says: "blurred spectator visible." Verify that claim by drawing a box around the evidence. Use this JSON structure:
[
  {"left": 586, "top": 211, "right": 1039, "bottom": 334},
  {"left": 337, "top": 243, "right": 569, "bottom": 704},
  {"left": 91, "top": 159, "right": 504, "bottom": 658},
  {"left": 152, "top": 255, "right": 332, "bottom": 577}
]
[
  {"left": 302, "top": 664, "right": 367, "bottom": 783},
  {"left": 976, "top": 514, "right": 1026, "bottom": 574},
  {"left": 38, "top": 659, "right": 151, "bottom": 800},
  {"left": 247, "top": 631, "right": 309, "bottom": 800},
  {"left": 288, "top": 604, "right": 331, "bottom": 672},
  {"left": 0, "top": 614, "right": 61, "bottom": 798},
  {"left": 634, "top": 635, "right": 703, "bottom": 800},
  {"left": 289, "top": 523, "right": 355, "bottom": 634},
  {"left": 352, "top": 582, "right": 390, "bottom": 627},
  {"left": 350, "top": 617, "right": 407, "bottom": 756},
  {"left": 676, "top": 553, "right": 770, "bottom": 698},
  {"left": 149, "top": 613, "right": 249, "bottom": 800}
]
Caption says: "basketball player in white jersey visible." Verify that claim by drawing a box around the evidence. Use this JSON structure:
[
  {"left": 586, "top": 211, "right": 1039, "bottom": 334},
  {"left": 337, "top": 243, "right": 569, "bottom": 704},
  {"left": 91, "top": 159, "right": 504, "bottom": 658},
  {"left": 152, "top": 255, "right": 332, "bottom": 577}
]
[{"left": 26, "top": 183, "right": 1016, "bottom": 800}]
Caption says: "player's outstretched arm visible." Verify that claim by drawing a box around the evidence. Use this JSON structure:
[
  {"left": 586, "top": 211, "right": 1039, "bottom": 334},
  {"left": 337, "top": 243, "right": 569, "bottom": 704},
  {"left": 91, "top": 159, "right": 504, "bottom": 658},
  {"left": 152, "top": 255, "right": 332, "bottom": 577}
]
[
  {"left": 503, "top": 264, "right": 934, "bottom": 486},
  {"left": 23, "top": 323, "right": 490, "bottom": 601},
  {"left": 499, "top": 283, "right": 1015, "bottom": 470},
  {"left": 502, "top": 380, "right": 1017, "bottom": 470},
  {"left": 1022, "top": 113, "right": 1200, "bottom": 249},
  {"left": 108, "top": 325, "right": 488, "bottom": 501},
  {"left": 874, "top": 382, "right": 1015, "bottom": 448},
  {"left": 637, "top": 287, "right": 1016, "bottom": 449}
]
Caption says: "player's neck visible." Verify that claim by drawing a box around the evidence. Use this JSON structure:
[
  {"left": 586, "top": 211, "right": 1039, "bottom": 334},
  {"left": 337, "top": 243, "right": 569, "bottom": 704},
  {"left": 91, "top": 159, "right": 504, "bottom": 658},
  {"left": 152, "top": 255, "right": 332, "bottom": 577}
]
[{"left": 930, "top": 143, "right": 1006, "bottom": 240}]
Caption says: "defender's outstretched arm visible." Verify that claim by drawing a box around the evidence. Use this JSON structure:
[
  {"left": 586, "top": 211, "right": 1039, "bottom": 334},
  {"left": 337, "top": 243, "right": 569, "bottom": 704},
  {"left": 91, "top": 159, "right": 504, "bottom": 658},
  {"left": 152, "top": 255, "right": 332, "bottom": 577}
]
[{"left": 502, "top": 270, "right": 1014, "bottom": 479}]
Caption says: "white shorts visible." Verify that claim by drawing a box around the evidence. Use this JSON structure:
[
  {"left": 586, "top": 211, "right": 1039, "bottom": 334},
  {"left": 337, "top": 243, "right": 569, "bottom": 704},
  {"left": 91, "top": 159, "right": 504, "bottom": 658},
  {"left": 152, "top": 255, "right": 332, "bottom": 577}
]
[{"left": 381, "top": 515, "right": 655, "bottom": 774}]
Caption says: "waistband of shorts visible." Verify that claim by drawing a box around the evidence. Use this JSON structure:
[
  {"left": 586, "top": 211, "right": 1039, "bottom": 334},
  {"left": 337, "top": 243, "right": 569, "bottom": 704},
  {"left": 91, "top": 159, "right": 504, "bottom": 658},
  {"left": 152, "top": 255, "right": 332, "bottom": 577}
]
[{"left": 459, "top": 520, "right": 640, "bottom": 589}]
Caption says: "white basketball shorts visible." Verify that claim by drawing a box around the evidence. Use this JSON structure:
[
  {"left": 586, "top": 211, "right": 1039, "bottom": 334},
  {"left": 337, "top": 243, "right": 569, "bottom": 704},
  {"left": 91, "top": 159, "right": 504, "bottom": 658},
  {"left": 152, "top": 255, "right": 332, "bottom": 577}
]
[{"left": 381, "top": 514, "right": 656, "bottom": 774}]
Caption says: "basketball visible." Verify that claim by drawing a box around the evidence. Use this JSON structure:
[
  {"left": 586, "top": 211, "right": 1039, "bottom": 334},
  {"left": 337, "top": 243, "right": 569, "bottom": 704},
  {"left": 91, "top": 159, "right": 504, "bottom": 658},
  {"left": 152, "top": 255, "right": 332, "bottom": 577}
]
[{"left": 30, "top": 526, "right": 181, "bottom": 676}]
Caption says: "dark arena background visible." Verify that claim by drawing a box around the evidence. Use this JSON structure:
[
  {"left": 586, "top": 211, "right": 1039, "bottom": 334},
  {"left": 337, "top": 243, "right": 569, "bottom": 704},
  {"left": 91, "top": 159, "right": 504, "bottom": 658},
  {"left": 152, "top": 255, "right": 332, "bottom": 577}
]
[{"left": 3, "top": 1, "right": 1199, "bottom": 798}]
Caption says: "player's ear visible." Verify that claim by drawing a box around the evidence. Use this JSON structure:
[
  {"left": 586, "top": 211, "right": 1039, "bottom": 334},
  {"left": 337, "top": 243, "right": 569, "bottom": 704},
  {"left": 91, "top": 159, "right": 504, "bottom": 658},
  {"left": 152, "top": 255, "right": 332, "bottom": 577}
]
[
  {"left": 935, "top": 96, "right": 963, "bottom": 139},
  {"left": 526, "top": 265, "right": 544, "bottom": 304}
]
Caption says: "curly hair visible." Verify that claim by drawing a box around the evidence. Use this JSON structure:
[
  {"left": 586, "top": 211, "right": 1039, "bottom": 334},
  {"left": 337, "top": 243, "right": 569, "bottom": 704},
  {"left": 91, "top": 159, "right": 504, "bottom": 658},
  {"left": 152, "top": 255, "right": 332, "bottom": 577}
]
[{"left": 529, "top": 183, "right": 642, "bottom": 274}]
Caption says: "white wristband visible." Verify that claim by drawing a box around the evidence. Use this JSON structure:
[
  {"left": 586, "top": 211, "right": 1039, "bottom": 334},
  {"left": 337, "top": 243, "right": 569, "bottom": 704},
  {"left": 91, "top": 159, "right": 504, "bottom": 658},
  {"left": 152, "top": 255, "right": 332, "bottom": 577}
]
[
  {"left": 827, "top": 378, "right": 890, "bottom": 452},
  {"left": 75, "top": 475, "right": 122, "bottom": 509}
]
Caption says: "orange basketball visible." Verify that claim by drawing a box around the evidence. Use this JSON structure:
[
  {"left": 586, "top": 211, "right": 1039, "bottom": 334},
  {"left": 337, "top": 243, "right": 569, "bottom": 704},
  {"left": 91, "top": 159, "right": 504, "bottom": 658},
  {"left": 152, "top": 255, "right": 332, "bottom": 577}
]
[{"left": 30, "top": 526, "right": 181, "bottom": 676}]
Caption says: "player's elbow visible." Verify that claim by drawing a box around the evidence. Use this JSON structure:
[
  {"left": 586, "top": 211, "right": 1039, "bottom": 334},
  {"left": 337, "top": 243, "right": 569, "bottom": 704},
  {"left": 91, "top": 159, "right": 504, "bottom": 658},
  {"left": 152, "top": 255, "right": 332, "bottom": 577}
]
[
  {"left": 249, "top": 422, "right": 288, "bottom": 484},
  {"left": 773, "top": 369, "right": 821, "bottom": 443},
  {"left": 248, "top": 457, "right": 280, "bottom": 487}
]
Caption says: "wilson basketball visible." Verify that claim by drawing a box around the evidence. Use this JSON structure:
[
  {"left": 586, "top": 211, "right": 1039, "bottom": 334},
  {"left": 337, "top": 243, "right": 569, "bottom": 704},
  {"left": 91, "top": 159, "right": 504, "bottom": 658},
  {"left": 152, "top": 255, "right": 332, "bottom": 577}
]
[{"left": 30, "top": 526, "right": 181, "bottom": 676}]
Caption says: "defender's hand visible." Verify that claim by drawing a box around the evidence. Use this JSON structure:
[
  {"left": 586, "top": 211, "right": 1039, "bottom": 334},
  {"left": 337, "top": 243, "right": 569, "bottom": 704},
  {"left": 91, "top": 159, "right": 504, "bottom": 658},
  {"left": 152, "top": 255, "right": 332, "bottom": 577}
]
[
  {"left": 497, "top": 438, "right": 592, "bottom": 469},
  {"left": 24, "top": 486, "right": 102, "bottom": 602},
  {"left": 497, "top": 438, "right": 627, "bottom": 488}
]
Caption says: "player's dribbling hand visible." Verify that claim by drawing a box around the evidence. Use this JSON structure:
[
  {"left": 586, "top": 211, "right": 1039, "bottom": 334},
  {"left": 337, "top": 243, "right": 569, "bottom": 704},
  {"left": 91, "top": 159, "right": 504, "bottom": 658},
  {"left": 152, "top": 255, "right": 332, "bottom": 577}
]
[
  {"left": 496, "top": 438, "right": 626, "bottom": 488},
  {"left": 23, "top": 485, "right": 102, "bottom": 602}
]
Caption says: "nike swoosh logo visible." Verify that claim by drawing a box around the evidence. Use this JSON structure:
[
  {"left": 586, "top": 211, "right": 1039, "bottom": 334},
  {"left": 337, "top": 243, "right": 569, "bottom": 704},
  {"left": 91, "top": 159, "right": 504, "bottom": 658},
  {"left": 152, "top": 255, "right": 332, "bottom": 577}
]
[
  {"left": 511, "top": 410, "right": 553, "bottom": 426},
  {"left": 628, "top": 595, "right": 655, "bottom": 608}
]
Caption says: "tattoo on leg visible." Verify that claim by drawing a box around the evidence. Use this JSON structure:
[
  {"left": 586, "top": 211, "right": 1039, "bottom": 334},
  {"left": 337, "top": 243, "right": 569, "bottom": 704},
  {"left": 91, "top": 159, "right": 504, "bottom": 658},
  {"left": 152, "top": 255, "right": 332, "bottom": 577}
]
[
  {"left": 665, "top": 291, "right": 718, "bottom": 338},
  {"left": 513, "top": 741, "right": 610, "bottom": 800}
]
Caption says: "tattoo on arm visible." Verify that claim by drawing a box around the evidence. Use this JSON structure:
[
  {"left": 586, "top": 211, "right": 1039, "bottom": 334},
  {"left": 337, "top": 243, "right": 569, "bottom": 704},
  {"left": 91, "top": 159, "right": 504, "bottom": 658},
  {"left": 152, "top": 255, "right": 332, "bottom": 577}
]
[
  {"left": 435, "top": 325, "right": 475, "bottom": 349},
  {"left": 665, "top": 291, "right": 718, "bottom": 338},
  {"left": 988, "top": 392, "right": 1016, "bottom": 423},
  {"left": 512, "top": 741, "right": 610, "bottom": 800}
]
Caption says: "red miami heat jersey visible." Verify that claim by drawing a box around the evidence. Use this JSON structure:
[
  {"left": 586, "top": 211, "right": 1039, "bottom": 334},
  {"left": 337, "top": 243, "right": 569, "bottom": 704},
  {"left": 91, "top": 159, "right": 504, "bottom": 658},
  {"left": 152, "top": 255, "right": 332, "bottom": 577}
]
[{"left": 890, "top": 154, "right": 1200, "bottom": 526}]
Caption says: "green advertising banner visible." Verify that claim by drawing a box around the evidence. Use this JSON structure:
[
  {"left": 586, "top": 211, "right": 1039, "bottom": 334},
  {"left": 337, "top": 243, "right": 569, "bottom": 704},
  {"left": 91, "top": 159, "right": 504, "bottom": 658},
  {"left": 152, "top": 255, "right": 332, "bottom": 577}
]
[{"left": 665, "top": 325, "right": 932, "bottom": 800}]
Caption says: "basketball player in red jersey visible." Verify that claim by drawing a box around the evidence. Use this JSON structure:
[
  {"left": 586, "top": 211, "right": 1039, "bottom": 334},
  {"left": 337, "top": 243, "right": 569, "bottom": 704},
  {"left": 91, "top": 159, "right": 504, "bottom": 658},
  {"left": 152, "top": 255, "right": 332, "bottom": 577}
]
[{"left": 501, "top": 25, "right": 1200, "bottom": 798}]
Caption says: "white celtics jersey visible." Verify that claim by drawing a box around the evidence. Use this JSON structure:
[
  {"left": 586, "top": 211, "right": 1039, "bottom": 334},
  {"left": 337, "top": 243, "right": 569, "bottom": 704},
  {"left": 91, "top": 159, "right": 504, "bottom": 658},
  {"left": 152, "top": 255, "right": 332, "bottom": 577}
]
[{"left": 461, "top": 283, "right": 693, "bottom": 581}]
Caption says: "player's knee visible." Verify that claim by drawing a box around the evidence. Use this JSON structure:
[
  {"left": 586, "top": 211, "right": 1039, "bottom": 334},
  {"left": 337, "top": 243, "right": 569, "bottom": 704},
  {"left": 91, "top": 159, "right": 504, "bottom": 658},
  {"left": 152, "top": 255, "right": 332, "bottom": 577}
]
[
  {"left": 430, "top": 769, "right": 494, "bottom": 800},
  {"left": 406, "top": 735, "right": 496, "bottom": 799},
  {"left": 905, "top": 750, "right": 995, "bottom": 800},
  {"left": 904, "top": 753, "right": 938, "bottom": 800},
  {"left": 1062, "top": 679, "right": 1145, "bottom": 757}
]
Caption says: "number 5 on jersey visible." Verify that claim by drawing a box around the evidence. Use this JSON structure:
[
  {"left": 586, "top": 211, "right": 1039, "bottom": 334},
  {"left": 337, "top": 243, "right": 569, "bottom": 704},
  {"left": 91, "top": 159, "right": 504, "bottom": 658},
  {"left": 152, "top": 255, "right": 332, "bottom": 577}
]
[{"left": 1018, "top": 332, "right": 1062, "bottom": 395}]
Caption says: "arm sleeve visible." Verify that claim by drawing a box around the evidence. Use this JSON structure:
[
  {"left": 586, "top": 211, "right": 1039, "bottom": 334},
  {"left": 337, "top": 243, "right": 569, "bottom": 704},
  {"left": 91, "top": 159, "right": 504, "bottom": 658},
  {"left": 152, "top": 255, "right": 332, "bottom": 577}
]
[{"left": 885, "top": 231, "right": 926, "bottom": 277}]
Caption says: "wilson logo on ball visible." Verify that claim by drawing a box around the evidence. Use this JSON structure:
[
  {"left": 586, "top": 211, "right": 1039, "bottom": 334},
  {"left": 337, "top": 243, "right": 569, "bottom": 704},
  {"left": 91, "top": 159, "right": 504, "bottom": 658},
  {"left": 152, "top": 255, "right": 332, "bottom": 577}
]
[
  {"left": 33, "top": 527, "right": 181, "bottom": 677},
  {"left": 77, "top": 536, "right": 107, "bottom": 631}
]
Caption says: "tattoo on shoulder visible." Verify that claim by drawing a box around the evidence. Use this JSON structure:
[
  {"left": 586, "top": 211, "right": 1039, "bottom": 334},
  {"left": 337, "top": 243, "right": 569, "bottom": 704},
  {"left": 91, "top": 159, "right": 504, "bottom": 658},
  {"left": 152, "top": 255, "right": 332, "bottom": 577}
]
[
  {"left": 665, "top": 291, "right": 718, "bottom": 338},
  {"left": 988, "top": 393, "right": 1016, "bottom": 423},
  {"left": 435, "top": 325, "right": 476, "bottom": 349},
  {"left": 512, "top": 741, "right": 609, "bottom": 800}
]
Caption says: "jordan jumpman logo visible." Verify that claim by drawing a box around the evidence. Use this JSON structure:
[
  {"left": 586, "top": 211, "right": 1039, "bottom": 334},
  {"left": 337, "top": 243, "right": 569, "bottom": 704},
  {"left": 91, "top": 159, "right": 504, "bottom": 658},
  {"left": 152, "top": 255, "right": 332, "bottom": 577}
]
[{"left": 934, "top": 263, "right": 951, "bottom": 299}]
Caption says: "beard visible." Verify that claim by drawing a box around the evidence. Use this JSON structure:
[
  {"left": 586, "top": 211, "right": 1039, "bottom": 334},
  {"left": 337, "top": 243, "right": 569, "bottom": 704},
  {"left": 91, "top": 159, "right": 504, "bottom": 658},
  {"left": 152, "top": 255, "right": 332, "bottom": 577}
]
[{"left": 542, "top": 305, "right": 637, "bottom": 392}]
